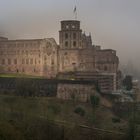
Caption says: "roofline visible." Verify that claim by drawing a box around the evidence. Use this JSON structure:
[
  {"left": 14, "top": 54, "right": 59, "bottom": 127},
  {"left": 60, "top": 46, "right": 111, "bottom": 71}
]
[
  {"left": 0, "top": 38, "right": 56, "bottom": 42},
  {"left": 61, "top": 20, "right": 80, "bottom": 23}
]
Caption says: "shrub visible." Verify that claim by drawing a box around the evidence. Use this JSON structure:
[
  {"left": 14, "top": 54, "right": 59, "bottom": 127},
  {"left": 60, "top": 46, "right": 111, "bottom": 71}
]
[
  {"left": 90, "top": 95, "right": 100, "bottom": 106},
  {"left": 112, "top": 117, "right": 121, "bottom": 123},
  {"left": 74, "top": 107, "right": 85, "bottom": 116},
  {"left": 123, "top": 75, "right": 132, "bottom": 91},
  {"left": 47, "top": 104, "right": 61, "bottom": 115}
]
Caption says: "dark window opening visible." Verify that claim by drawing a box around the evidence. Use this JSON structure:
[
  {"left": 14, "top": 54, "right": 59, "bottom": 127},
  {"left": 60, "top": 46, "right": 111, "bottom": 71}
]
[
  {"left": 73, "top": 41, "right": 76, "bottom": 47},
  {"left": 2, "top": 59, "right": 5, "bottom": 65},
  {"left": 14, "top": 59, "right": 17, "bottom": 65},
  {"left": 35, "top": 59, "right": 37, "bottom": 65},
  {"left": 65, "top": 33, "right": 68, "bottom": 39},
  {"left": 73, "top": 33, "right": 76, "bottom": 39},
  {"left": 22, "top": 59, "right": 25, "bottom": 64},
  {"left": 26, "top": 59, "right": 29, "bottom": 64},
  {"left": 65, "top": 41, "right": 68, "bottom": 47},
  {"left": 104, "top": 66, "right": 108, "bottom": 71},
  {"left": 30, "top": 59, "right": 33, "bottom": 64},
  {"left": 8, "top": 59, "right": 11, "bottom": 65},
  {"left": 51, "top": 59, "right": 54, "bottom": 65}
]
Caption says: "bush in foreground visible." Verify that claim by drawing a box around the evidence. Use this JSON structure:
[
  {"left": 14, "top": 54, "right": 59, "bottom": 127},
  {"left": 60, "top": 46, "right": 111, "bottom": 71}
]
[{"left": 74, "top": 107, "right": 85, "bottom": 116}]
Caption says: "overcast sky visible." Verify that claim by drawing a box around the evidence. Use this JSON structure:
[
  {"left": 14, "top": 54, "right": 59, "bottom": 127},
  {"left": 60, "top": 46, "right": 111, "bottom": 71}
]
[{"left": 0, "top": 0, "right": 140, "bottom": 70}]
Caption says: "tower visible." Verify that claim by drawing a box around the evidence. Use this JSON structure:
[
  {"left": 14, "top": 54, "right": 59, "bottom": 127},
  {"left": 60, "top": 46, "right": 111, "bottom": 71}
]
[{"left": 59, "top": 20, "right": 82, "bottom": 49}]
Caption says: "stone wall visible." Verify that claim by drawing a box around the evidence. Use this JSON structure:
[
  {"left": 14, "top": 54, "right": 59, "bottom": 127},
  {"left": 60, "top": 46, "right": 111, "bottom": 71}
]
[
  {"left": 0, "top": 78, "right": 96, "bottom": 102},
  {"left": 0, "top": 77, "right": 57, "bottom": 96},
  {"left": 57, "top": 83, "right": 95, "bottom": 102}
]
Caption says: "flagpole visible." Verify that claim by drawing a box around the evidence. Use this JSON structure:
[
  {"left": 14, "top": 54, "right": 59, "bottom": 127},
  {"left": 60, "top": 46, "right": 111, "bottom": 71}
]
[
  {"left": 73, "top": 6, "right": 77, "bottom": 20},
  {"left": 73, "top": 0, "right": 78, "bottom": 20}
]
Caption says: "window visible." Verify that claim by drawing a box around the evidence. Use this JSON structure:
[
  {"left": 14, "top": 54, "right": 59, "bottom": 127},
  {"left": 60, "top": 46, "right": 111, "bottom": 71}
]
[
  {"left": 35, "top": 59, "right": 37, "bottom": 65},
  {"left": 44, "top": 56, "right": 47, "bottom": 61},
  {"left": 51, "top": 59, "right": 54, "bottom": 65},
  {"left": 22, "top": 68, "right": 24, "bottom": 72},
  {"left": 26, "top": 59, "right": 29, "bottom": 64},
  {"left": 72, "top": 25, "right": 75, "bottom": 29},
  {"left": 17, "top": 50, "right": 20, "bottom": 54},
  {"left": 22, "top": 59, "right": 25, "bottom": 64},
  {"left": 73, "top": 41, "right": 76, "bottom": 47},
  {"left": 65, "top": 41, "right": 68, "bottom": 47},
  {"left": 66, "top": 25, "right": 69, "bottom": 29},
  {"left": 104, "top": 66, "right": 108, "bottom": 71},
  {"left": 8, "top": 59, "right": 11, "bottom": 65},
  {"left": 73, "top": 33, "right": 76, "bottom": 39},
  {"left": 80, "top": 42, "right": 81, "bottom": 47},
  {"left": 2, "top": 59, "right": 5, "bottom": 65},
  {"left": 30, "top": 59, "right": 33, "bottom": 64},
  {"left": 22, "top": 50, "right": 24, "bottom": 54},
  {"left": 65, "top": 33, "right": 68, "bottom": 39},
  {"left": 14, "top": 59, "right": 17, "bottom": 65},
  {"left": 26, "top": 50, "right": 28, "bottom": 55}
]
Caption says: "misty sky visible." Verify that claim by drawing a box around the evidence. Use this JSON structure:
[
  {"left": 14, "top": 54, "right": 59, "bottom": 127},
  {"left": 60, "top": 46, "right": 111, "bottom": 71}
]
[{"left": 0, "top": 0, "right": 140, "bottom": 70}]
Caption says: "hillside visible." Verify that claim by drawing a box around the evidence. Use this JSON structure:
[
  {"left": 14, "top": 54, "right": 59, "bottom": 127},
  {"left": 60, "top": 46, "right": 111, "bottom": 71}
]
[{"left": 0, "top": 94, "right": 128, "bottom": 133}]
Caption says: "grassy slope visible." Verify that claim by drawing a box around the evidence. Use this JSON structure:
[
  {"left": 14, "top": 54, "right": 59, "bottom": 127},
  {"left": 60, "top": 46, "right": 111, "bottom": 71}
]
[{"left": 0, "top": 94, "right": 128, "bottom": 133}]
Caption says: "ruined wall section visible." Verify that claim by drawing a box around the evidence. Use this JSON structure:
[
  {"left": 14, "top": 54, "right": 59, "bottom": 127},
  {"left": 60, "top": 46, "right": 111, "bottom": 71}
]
[
  {"left": 57, "top": 83, "right": 95, "bottom": 102},
  {"left": 58, "top": 49, "right": 79, "bottom": 72},
  {"left": 95, "top": 49, "right": 119, "bottom": 73}
]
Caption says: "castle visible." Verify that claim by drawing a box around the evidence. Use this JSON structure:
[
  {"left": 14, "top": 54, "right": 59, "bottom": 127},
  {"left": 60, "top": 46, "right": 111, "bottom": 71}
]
[{"left": 0, "top": 20, "right": 121, "bottom": 93}]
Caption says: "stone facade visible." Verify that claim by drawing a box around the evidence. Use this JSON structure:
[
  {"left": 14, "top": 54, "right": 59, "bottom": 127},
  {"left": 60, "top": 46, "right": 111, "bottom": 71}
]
[
  {"left": 0, "top": 19, "right": 120, "bottom": 93},
  {"left": 0, "top": 38, "right": 58, "bottom": 78},
  {"left": 0, "top": 77, "right": 95, "bottom": 102},
  {"left": 58, "top": 20, "right": 119, "bottom": 74},
  {"left": 57, "top": 83, "right": 95, "bottom": 102}
]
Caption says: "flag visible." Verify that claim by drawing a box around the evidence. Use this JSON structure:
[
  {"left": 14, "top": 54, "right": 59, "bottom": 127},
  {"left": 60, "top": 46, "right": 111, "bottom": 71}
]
[{"left": 73, "top": 6, "right": 76, "bottom": 13}]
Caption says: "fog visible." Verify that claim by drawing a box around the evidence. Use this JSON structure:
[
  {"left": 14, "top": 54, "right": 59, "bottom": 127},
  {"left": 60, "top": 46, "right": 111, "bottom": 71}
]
[{"left": 0, "top": 0, "right": 140, "bottom": 76}]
